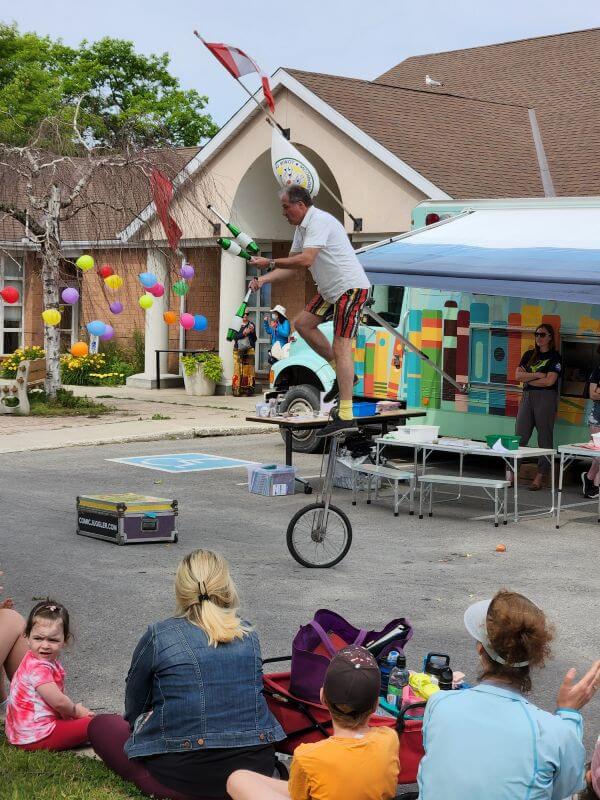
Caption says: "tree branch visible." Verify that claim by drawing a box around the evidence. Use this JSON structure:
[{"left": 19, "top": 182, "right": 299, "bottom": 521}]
[{"left": 0, "top": 202, "right": 45, "bottom": 237}]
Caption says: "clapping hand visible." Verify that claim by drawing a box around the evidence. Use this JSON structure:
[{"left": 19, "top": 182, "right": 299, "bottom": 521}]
[{"left": 556, "top": 660, "right": 600, "bottom": 710}]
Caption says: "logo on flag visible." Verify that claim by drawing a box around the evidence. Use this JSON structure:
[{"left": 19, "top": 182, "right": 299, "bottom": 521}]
[{"left": 270, "top": 128, "right": 320, "bottom": 197}]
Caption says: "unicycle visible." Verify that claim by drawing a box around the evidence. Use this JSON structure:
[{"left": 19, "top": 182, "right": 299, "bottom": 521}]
[{"left": 286, "top": 430, "right": 353, "bottom": 568}]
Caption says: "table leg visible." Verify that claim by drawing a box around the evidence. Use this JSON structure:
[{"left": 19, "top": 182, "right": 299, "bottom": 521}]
[
  {"left": 549, "top": 453, "right": 555, "bottom": 515},
  {"left": 285, "top": 428, "right": 293, "bottom": 466},
  {"left": 556, "top": 452, "right": 565, "bottom": 529},
  {"left": 513, "top": 456, "right": 518, "bottom": 522},
  {"left": 155, "top": 350, "right": 161, "bottom": 390}
]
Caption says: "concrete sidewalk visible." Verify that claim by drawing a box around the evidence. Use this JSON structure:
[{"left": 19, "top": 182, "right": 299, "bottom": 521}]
[{"left": 0, "top": 386, "right": 266, "bottom": 453}]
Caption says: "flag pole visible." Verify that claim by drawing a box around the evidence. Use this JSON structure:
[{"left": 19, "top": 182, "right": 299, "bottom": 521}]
[{"left": 195, "top": 30, "right": 363, "bottom": 231}]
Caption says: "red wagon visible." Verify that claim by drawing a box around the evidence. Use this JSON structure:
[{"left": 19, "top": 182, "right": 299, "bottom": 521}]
[{"left": 262, "top": 668, "right": 425, "bottom": 795}]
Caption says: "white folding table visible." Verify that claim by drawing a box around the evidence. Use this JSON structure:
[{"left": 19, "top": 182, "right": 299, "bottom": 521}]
[
  {"left": 375, "top": 437, "right": 555, "bottom": 522},
  {"left": 555, "top": 444, "right": 600, "bottom": 529}
]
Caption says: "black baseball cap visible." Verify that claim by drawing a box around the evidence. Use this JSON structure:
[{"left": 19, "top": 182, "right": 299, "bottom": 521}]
[{"left": 323, "top": 645, "right": 380, "bottom": 715}]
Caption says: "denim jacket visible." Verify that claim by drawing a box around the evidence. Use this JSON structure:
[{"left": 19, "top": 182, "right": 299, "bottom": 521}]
[{"left": 123, "top": 617, "right": 285, "bottom": 758}]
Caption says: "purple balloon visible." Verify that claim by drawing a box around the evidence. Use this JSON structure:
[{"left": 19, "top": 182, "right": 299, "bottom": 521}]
[
  {"left": 100, "top": 324, "right": 114, "bottom": 342},
  {"left": 61, "top": 287, "right": 79, "bottom": 305},
  {"left": 180, "top": 263, "right": 195, "bottom": 280},
  {"left": 109, "top": 301, "right": 123, "bottom": 315}
]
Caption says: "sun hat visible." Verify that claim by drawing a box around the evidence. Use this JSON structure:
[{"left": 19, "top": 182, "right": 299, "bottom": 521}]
[
  {"left": 270, "top": 304, "right": 287, "bottom": 319},
  {"left": 464, "top": 598, "right": 529, "bottom": 667},
  {"left": 323, "top": 645, "right": 381, "bottom": 714}
]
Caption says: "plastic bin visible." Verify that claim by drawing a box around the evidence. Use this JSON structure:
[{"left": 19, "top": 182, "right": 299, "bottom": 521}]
[
  {"left": 247, "top": 464, "right": 297, "bottom": 496},
  {"left": 485, "top": 434, "right": 520, "bottom": 450},
  {"left": 385, "top": 425, "right": 439, "bottom": 444},
  {"left": 353, "top": 401, "right": 378, "bottom": 417}
]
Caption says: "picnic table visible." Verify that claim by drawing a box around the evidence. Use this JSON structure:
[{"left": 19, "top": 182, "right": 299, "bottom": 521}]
[
  {"left": 555, "top": 443, "right": 600, "bottom": 529},
  {"left": 375, "top": 436, "right": 555, "bottom": 523}
]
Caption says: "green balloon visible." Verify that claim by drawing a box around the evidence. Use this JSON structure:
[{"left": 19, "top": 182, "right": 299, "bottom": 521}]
[{"left": 172, "top": 280, "right": 189, "bottom": 297}]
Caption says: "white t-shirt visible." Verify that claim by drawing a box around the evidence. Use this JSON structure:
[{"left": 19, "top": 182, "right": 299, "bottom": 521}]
[{"left": 290, "top": 206, "right": 370, "bottom": 303}]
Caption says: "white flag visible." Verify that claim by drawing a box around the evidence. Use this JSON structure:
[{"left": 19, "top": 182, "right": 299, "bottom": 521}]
[{"left": 271, "top": 128, "right": 320, "bottom": 197}]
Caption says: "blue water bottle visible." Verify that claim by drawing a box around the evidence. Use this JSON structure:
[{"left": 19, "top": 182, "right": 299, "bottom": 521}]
[{"left": 379, "top": 650, "right": 399, "bottom": 696}]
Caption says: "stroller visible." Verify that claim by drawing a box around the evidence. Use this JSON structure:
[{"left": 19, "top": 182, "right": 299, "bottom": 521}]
[{"left": 262, "top": 657, "right": 426, "bottom": 800}]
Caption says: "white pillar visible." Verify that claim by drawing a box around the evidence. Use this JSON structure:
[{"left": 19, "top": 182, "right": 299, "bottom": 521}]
[
  {"left": 218, "top": 250, "right": 246, "bottom": 389},
  {"left": 126, "top": 249, "right": 173, "bottom": 389}
]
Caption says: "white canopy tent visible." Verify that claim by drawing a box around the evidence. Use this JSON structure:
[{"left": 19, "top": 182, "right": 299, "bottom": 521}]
[{"left": 359, "top": 207, "right": 600, "bottom": 305}]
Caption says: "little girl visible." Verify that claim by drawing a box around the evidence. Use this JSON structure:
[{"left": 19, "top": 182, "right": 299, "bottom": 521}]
[{"left": 6, "top": 600, "right": 93, "bottom": 750}]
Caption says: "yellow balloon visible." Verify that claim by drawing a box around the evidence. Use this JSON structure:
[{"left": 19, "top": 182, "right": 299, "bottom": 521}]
[
  {"left": 42, "top": 308, "right": 62, "bottom": 326},
  {"left": 139, "top": 295, "right": 153, "bottom": 310},
  {"left": 104, "top": 274, "right": 123, "bottom": 290},
  {"left": 76, "top": 254, "right": 94, "bottom": 271}
]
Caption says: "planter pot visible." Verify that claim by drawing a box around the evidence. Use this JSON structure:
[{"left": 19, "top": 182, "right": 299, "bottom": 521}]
[{"left": 182, "top": 366, "right": 216, "bottom": 396}]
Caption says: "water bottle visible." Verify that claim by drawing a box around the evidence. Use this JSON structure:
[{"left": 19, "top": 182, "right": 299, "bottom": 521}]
[
  {"left": 365, "top": 625, "right": 409, "bottom": 658},
  {"left": 379, "top": 650, "right": 399, "bottom": 696},
  {"left": 386, "top": 654, "right": 409, "bottom": 709},
  {"left": 439, "top": 667, "right": 454, "bottom": 690}
]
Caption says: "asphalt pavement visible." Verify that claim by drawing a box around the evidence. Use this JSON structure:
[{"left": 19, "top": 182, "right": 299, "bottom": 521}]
[{"left": 2, "top": 432, "right": 599, "bottom": 751}]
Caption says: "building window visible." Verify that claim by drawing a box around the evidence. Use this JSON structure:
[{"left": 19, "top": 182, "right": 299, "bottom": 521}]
[
  {"left": 0, "top": 254, "right": 24, "bottom": 354},
  {"left": 245, "top": 252, "right": 272, "bottom": 372}
]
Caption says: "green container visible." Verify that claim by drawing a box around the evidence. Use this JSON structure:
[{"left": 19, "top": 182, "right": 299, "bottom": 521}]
[
  {"left": 485, "top": 434, "right": 502, "bottom": 448},
  {"left": 500, "top": 434, "right": 521, "bottom": 450}
]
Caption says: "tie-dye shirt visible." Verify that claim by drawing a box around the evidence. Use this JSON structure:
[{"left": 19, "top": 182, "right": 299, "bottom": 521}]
[{"left": 6, "top": 650, "right": 65, "bottom": 744}]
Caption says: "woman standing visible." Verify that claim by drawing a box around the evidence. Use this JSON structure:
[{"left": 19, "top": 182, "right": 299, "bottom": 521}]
[
  {"left": 417, "top": 590, "right": 600, "bottom": 800},
  {"left": 89, "top": 549, "right": 284, "bottom": 800},
  {"left": 511, "top": 324, "right": 562, "bottom": 490},
  {"left": 232, "top": 312, "right": 257, "bottom": 397},
  {"left": 263, "top": 305, "right": 290, "bottom": 364},
  {"left": 581, "top": 354, "right": 600, "bottom": 499}
]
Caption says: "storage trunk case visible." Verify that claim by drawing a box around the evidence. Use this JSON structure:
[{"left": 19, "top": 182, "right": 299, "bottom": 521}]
[{"left": 76, "top": 493, "right": 178, "bottom": 545}]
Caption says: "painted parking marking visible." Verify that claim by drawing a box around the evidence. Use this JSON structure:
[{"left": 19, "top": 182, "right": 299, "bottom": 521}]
[{"left": 108, "top": 453, "right": 258, "bottom": 473}]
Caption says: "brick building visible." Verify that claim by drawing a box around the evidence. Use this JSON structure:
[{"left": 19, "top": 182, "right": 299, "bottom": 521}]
[{"left": 2, "top": 28, "right": 599, "bottom": 389}]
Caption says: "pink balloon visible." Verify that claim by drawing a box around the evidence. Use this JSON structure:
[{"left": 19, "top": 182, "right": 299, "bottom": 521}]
[
  {"left": 148, "top": 283, "right": 165, "bottom": 297},
  {"left": 100, "top": 324, "right": 115, "bottom": 342},
  {"left": 180, "top": 313, "right": 195, "bottom": 330}
]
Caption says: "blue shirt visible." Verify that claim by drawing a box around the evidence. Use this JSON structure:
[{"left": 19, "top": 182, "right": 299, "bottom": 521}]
[
  {"left": 263, "top": 318, "right": 290, "bottom": 348},
  {"left": 417, "top": 683, "right": 585, "bottom": 800}
]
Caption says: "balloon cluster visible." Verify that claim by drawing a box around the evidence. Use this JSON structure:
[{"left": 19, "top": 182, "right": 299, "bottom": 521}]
[{"left": 39, "top": 254, "right": 208, "bottom": 343}]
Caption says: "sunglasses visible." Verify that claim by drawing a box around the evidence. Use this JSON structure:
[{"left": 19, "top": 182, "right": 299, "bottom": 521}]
[{"left": 535, "top": 331, "right": 549, "bottom": 338}]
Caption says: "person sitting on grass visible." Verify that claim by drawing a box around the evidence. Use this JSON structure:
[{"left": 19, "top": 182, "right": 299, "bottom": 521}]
[
  {"left": 417, "top": 590, "right": 600, "bottom": 800},
  {"left": 0, "top": 581, "right": 27, "bottom": 719},
  {"left": 5, "top": 600, "right": 93, "bottom": 750},
  {"left": 89, "top": 549, "right": 285, "bottom": 800},
  {"left": 227, "top": 645, "right": 399, "bottom": 800}
]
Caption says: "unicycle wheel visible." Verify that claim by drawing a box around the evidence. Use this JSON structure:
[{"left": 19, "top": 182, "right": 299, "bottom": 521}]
[{"left": 286, "top": 502, "right": 352, "bottom": 568}]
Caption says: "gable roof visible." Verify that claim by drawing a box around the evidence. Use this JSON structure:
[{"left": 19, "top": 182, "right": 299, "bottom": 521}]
[
  {"left": 374, "top": 27, "right": 600, "bottom": 197},
  {"left": 285, "top": 69, "right": 541, "bottom": 198}
]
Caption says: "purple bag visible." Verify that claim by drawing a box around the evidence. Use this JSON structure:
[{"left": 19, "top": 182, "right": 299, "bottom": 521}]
[{"left": 289, "top": 608, "right": 413, "bottom": 703}]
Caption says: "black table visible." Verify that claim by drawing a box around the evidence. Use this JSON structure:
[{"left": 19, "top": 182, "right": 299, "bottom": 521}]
[{"left": 245, "top": 409, "right": 427, "bottom": 492}]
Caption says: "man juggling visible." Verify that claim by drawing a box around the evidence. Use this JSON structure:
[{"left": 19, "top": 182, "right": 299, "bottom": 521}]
[{"left": 249, "top": 186, "right": 370, "bottom": 438}]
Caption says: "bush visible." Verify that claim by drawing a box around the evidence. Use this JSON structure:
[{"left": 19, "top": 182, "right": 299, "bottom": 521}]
[
  {"left": 132, "top": 329, "right": 145, "bottom": 374},
  {"left": 0, "top": 345, "right": 45, "bottom": 378},
  {"left": 181, "top": 352, "right": 223, "bottom": 383},
  {"left": 60, "top": 353, "right": 107, "bottom": 385}
]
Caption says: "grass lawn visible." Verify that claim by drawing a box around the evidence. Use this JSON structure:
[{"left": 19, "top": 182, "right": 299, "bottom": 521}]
[
  {"left": 0, "top": 734, "right": 144, "bottom": 799},
  {"left": 28, "top": 389, "right": 113, "bottom": 417}
]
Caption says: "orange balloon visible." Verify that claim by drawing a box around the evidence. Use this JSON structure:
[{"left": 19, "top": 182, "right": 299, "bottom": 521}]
[
  {"left": 71, "top": 341, "right": 89, "bottom": 357},
  {"left": 163, "top": 311, "right": 177, "bottom": 324},
  {"left": 495, "top": 543, "right": 506, "bottom": 553}
]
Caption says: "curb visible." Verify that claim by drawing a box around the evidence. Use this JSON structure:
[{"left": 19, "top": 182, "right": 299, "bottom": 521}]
[{"left": 0, "top": 424, "right": 270, "bottom": 455}]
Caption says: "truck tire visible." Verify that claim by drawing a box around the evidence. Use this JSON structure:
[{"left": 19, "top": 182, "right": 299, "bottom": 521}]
[{"left": 279, "top": 384, "right": 324, "bottom": 454}]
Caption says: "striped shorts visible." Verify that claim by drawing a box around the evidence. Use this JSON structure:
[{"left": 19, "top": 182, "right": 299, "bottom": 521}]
[{"left": 305, "top": 288, "right": 369, "bottom": 339}]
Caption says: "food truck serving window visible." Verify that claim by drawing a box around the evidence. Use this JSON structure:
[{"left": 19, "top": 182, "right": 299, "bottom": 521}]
[{"left": 561, "top": 338, "right": 600, "bottom": 398}]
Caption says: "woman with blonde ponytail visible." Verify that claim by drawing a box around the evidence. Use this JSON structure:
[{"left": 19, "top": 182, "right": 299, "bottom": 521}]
[{"left": 89, "top": 550, "right": 284, "bottom": 800}]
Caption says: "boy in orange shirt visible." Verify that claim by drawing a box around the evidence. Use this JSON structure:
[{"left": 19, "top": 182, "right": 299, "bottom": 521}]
[{"left": 227, "top": 645, "right": 399, "bottom": 800}]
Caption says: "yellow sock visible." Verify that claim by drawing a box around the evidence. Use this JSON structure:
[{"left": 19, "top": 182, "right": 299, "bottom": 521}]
[
  {"left": 338, "top": 400, "right": 353, "bottom": 421},
  {"left": 328, "top": 359, "right": 336, "bottom": 371}
]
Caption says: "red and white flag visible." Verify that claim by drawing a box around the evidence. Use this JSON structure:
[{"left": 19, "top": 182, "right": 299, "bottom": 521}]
[
  {"left": 195, "top": 32, "right": 275, "bottom": 114},
  {"left": 150, "top": 169, "right": 182, "bottom": 253}
]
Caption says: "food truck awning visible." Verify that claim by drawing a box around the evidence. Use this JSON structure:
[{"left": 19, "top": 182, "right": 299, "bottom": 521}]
[{"left": 359, "top": 207, "right": 600, "bottom": 305}]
